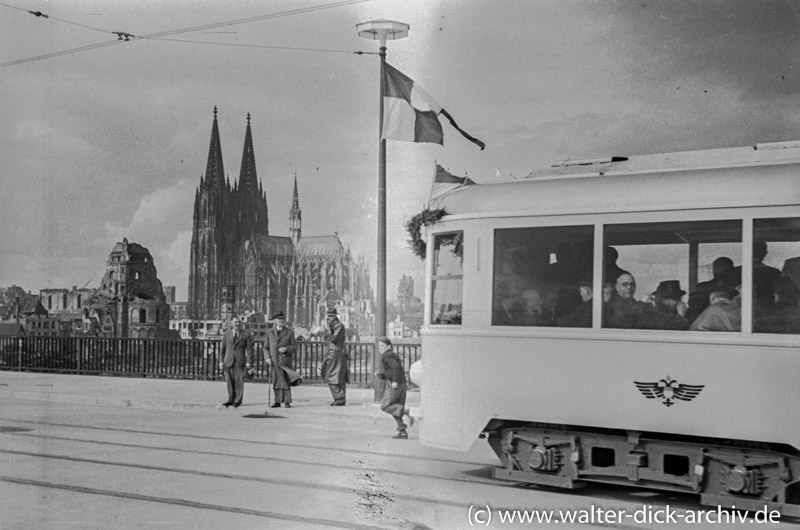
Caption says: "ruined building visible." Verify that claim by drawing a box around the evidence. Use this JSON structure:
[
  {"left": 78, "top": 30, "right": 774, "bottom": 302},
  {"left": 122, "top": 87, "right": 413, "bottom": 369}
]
[
  {"left": 188, "top": 108, "right": 373, "bottom": 328},
  {"left": 85, "top": 239, "right": 171, "bottom": 338}
]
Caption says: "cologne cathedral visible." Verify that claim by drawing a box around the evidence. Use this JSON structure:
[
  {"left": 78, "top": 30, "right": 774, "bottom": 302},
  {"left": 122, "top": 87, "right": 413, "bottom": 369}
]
[{"left": 188, "top": 108, "right": 373, "bottom": 329}]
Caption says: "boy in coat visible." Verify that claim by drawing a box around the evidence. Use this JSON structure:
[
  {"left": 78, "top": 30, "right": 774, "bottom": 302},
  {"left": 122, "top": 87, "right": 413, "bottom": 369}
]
[{"left": 376, "top": 337, "right": 414, "bottom": 439}]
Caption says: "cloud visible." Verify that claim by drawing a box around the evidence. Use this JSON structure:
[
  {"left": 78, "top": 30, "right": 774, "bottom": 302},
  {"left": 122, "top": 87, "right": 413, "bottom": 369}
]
[
  {"left": 153, "top": 231, "right": 193, "bottom": 301},
  {"left": 104, "top": 179, "right": 195, "bottom": 239},
  {"left": 102, "top": 179, "right": 195, "bottom": 299},
  {"left": 12, "top": 119, "right": 92, "bottom": 153}
]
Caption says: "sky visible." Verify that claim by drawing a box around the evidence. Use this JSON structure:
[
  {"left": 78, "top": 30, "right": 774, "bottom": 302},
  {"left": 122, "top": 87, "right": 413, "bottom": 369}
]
[{"left": 2, "top": 0, "right": 800, "bottom": 303}]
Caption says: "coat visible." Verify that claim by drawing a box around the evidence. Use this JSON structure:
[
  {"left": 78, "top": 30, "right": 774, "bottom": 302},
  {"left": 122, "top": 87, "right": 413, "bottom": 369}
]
[
  {"left": 377, "top": 348, "right": 407, "bottom": 417},
  {"left": 322, "top": 317, "right": 348, "bottom": 385},
  {"left": 220, "top": 330, "right": 254, "bottom": 368},
  {"left": 265, "top": 326, "right": 301, "bottom": 388}
]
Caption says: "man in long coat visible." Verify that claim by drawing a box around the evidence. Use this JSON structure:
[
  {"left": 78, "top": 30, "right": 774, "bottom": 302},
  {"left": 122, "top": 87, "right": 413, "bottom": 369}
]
[
  {"left": 218, "top": 317, "right": 253, "bottom": 408},
  {"left": 322, "top": 307, "right": 347, "bottom": 406},
  {"left": 264, "top": 311, "right": 297, "bottom": 408}
]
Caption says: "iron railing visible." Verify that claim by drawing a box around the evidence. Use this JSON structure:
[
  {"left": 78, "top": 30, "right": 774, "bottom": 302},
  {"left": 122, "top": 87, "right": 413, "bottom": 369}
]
[{"left": 0, "top": 336, "right": 421, "bottom": 387}]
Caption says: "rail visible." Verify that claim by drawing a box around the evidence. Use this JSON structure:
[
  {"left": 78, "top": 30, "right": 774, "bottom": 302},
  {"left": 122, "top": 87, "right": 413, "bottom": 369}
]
[{"left": 0, "top": 336, "right": 421, "bottom": 387}]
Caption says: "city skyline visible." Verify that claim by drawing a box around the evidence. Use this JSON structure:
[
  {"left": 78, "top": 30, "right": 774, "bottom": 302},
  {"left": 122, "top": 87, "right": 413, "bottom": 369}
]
[{"left": 2, "top": 1, "right": 800, "bottom": 302}]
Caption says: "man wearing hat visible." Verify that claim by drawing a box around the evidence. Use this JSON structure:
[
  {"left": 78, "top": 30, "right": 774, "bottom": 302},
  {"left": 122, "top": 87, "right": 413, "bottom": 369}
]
[
  {"left": 264, "top": 311, "right": 298, "bottom": 408},
  {"left": 689, "top": 287, "right": 741, "bottom": 331},
  {"left": 648, "top": 280, "right": 690, "bottom": 330},
  {"left": 322, "top": 307, "right": 348, "bottom": 406}
]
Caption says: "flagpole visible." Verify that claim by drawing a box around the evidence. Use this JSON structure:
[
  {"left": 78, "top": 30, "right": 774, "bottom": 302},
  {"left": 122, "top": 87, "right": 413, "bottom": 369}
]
[{"left": 357, "top": 20, "right": 409, "bottom": 401}]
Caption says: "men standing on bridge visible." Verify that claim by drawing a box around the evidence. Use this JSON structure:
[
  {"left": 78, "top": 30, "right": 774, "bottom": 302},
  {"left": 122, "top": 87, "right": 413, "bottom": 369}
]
[
  {"left": 219, "top": 317, "right": 253, "bottom": 408},
  {"left": 322, "top": 307, "right": 348, "bottom": 406},
  {"left": 264, "top": 311, "right": 298, "bottom": 409}
]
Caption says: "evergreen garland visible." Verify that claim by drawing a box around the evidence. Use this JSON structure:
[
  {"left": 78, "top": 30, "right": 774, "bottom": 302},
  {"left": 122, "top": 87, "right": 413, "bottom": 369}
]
[{"left": 405, "top": 208, "right": 446, "bottom": 259}]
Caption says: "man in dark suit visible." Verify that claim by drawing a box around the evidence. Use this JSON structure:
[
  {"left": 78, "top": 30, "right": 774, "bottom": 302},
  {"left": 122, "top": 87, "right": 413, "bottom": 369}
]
[{"left": 218, "top": 317, "right": 253, "bottom": 408}]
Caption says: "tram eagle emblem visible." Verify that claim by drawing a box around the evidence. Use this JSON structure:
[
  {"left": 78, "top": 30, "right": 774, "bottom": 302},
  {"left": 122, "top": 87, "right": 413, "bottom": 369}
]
[{"left": 634, "top": 376, "right": 704, "bottom": 407}]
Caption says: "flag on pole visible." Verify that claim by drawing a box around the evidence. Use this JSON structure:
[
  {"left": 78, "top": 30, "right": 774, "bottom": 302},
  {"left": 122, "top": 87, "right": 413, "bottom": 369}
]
[
  {"left": 430, "top": 163, "right": 475, "bottom": 203},
  {"left": 382, "top": 62, "right": 485, "bottom": 150}
]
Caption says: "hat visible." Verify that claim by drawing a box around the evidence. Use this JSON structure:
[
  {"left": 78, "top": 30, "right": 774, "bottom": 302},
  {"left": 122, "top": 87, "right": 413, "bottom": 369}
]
[
  {"left": 326, "top": 307, "right": 338, "bottom": 316},
  {"left": 577, "top": 279, "right": 593, "bottom": 289},
  {"left": 271, "top": 311, "right": 286, "bottom": 320},
  {"left": 652, "top": 280, "right": 686, "bottom": 299}
]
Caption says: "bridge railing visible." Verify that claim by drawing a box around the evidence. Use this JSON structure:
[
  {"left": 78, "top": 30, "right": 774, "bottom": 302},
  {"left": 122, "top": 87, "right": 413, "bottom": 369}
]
[{"left": 0, "top": 336, "right": 421, "bottom": 386}]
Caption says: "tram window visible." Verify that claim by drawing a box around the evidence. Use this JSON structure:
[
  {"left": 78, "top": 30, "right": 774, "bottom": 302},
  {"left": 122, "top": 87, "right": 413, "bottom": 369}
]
[
  {"left": 492, "top": 226, "right": 594, "bottom": 327},
  {"left": 431, "top": 232, "right": 463, "bottom": 325},
  {"left": 603, "top": 220, "right": 742, "bottom": 331},
  {"left": 752, "top": 217, "right": 800, "bottom": 334}
]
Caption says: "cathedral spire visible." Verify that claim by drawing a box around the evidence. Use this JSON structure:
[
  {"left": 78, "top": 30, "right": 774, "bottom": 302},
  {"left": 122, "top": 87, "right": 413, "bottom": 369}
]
[
  {"left": 239, "top": 112, "right": 257, "bottom": 195},
  {"left": 290, "top": 171, "right": 302, "bottom": 245},
  {"left": 204, "top": 106, "right": 225, "bottom": 188},
  {"left": 236, "top": 113, "right": 268, "bottom": 236}
]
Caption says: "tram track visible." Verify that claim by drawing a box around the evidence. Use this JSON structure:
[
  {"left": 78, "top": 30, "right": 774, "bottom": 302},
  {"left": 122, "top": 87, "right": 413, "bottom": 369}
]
[
  {"left": 0, "top": 416, "right": 485, "bottom": 467},
  {"left": 0, "top": 475, "right": 396, "bottom": 530}
]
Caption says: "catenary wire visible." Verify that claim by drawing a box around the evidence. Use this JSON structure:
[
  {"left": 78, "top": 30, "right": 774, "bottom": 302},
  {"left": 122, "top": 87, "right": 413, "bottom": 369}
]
[{"left": 0, "top": 0, "right": 372, "bottom": 68}]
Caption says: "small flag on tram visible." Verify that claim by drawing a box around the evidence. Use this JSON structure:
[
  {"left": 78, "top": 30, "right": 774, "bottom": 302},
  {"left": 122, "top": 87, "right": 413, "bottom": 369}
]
[
  {"left": 382, "top": 62, "right": 485, "bottom": 150},
  {"left": 431, "top": 164, "right": 475, "bottom": 202}
]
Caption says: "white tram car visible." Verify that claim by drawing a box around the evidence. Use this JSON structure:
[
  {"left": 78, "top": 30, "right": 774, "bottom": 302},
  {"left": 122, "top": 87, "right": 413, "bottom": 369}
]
[{"left": 419, "top": 141, "right": 800, "bottom": 515}]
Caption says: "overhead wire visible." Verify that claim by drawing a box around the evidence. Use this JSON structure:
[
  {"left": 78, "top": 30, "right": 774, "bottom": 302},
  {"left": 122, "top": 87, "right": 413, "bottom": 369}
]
[
  {"left": 0, "top": 0, "right": 373, "bottom": 68},
  {"left": 148, "top": 37, "right": 358, "bottom": 55}
]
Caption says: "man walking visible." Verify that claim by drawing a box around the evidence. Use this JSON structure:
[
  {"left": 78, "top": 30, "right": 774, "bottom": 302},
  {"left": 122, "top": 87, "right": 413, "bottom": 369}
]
[
  {"left": 219, "top": 317, "right": 253, "bottom": 408},
  {"left": 264, "top": 311, "right": 297, "bottom": 408},
  {"left": 322, "top": 307, "right": 347, "bottom": 406}
]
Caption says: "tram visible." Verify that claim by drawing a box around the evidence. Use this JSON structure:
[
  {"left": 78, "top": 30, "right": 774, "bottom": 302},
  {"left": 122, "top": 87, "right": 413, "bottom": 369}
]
[{"left": 418, "top": 141, "right": 800, "bottom": 515}]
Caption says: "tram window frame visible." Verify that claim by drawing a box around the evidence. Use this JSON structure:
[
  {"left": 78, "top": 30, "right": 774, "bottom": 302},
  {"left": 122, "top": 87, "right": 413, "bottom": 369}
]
[
  {"left": 492, "top": 225, "right": 594, "bottom": 327},
  {"left": 752, "top": 217, "right": 800, "bottom": 335},
  {"left": 603, "top": 219, "right": 742, "bottom": 332},
  {"left": 430, "top": 231, "right": 464, "bottom": 325}
]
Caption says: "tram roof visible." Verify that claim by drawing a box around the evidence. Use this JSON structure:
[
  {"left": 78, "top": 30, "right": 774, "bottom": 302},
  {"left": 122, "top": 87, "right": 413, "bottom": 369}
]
[{"left": 433, "top": 142, "right": 800, "bottom": 218}]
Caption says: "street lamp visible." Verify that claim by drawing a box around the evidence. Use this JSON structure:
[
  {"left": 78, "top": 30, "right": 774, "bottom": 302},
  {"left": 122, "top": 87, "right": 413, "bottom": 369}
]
[{"left": 357, "top": 20, "right": 409, "bottom": 400}]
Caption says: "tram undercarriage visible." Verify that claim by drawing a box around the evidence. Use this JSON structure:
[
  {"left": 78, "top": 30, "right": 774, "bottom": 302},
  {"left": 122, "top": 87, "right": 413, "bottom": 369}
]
[{"left": 485, "top": 421, "right": 800, "bottom": 517}]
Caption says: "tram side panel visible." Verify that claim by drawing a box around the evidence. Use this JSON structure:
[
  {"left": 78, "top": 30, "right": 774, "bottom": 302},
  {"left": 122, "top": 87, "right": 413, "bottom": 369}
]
[{"left": 420, "top": 332, "right": 800, "bottom": 453}]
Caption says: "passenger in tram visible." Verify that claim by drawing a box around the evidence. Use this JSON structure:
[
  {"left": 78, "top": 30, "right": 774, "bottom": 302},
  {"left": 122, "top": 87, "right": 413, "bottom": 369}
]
[
  {"left": 605, "top": 272, "right": 651, "bottom": 328},
  {"left": 647, "top": 280, "right": 690, "bottom": 330},
  {"left": 754, "top": 275, "right": 800, "bottom": 334},
  {"left": 520, "top": 288, "right": 553, "bottom": 326},
  {"left": 603, "top": 247, "right": 629, "bottom": 284},
  {"left": 494, "top": 293, "right": 522, "bottom": 326},
  {"left": 556, "top": 279, "right": 592, "bottom": 328},
  {"left": 686, "top": 257, "right": 736, "bottom": 322},
  {"left": 688, "top": 288, "right": 741, "bottom": 331},
  {"left": 602, "top": 282, "right": 615, "bottom": 303},
  {"left": 731, "top": 241, "right": 781, "bottom": 310},
  {"left": 781, "top": 257, "right": 800, "bottom": 293}
]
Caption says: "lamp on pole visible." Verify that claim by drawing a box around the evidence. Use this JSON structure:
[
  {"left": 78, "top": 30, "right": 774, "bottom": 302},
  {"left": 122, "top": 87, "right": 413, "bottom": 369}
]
[{"left": 357, "top": 19, "right": 409, "bottom": 400}]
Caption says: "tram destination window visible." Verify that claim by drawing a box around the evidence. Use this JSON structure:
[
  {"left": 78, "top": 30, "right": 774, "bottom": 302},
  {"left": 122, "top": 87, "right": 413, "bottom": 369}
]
[
  {"left": 603, "top": 220, "right": 742, "bottom": 331},
  {"left": 492, "top": 225, "right": 594, "bottom": 327},
  {"left": 431, "top": 232, "right": 463, "bottom": 325},
  {"left": 752, "top": 217, "right": 800, "bottom": 335}
]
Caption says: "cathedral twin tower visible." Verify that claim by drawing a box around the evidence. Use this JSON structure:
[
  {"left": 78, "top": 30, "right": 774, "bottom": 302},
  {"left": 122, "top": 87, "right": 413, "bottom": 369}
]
[{"left": 188, "top": 108, "right": 372, "bottom": 328}]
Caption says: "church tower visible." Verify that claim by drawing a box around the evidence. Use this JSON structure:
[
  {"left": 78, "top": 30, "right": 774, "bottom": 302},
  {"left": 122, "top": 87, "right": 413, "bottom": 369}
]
[
  {"left": 235, "top": 113, "right": 269, "bottom": 238},
  {"left": 188, "top": 107, "right": 231, "bottom": 320},
  {"left": 289, "top": 173, "right": 302, "bottom": 245}
]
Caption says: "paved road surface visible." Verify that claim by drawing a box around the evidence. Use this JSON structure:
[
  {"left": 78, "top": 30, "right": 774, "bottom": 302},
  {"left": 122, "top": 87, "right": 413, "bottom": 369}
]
[{"left": 0, "top": 372, "right": 797, "bottom": 529}]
